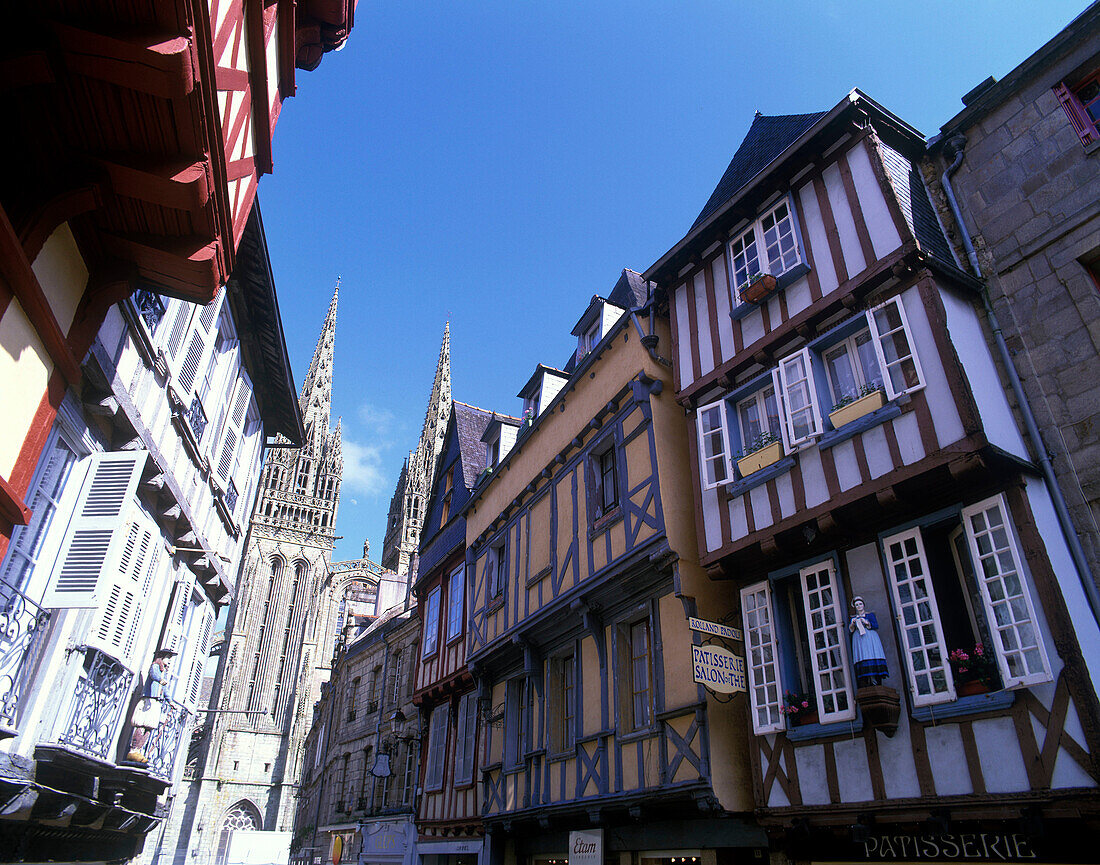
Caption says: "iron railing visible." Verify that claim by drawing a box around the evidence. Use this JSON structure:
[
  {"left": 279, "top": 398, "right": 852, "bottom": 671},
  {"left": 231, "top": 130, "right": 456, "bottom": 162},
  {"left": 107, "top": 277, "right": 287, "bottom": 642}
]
[
  {"left": 145, "top": 698, "right": 191, "bottom": 781},
  {"left": 0, "top": 581, "right": 51, "bottom": 731},
  {"left": 57, "top": 648, "right": 133, "bottom": 761},
  {"left": 186, "top": 393, "right": 208, "bottom": 442},
  {"left": 134, "top": 288, "right": 166, "bottom": 333}
]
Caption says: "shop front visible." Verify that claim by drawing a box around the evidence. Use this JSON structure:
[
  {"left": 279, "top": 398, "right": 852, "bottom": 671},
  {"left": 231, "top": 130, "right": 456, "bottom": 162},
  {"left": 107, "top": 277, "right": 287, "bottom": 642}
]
[
  {"left": 359, "top": 817, "right": 417, "bottom": 865},
  {"left": 417, "top": 836, "right": 485, "bottom": 865}
]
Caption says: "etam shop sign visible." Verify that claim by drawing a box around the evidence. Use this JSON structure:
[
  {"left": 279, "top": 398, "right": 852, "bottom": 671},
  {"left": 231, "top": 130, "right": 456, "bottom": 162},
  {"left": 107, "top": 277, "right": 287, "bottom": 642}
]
[{"left": 569, "top": 830, "right": 603, "bottom": 865}]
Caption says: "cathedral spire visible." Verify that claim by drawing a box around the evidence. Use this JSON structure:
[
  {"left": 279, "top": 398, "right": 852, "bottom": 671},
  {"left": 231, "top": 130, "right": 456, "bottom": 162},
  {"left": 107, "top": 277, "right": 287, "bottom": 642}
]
[{"left": 300, "top": 280, "right": 339, "bottom": 444}]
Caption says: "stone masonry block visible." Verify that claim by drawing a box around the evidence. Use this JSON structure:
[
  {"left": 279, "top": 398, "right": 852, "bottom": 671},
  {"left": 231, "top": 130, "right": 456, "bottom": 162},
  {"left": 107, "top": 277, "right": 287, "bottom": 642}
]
[
  {"left": 1005, "top": 102, "right": 1043, "bottom": 139},
  {"left": 1016, "top": 212, "right": 1054, "bottom": 247},
  {"left": 967, "top": 124, "right": 1015, "bottom": 163},
  {"left": 979, "top": 95, "right": 1024, "bottom": 136},
  {"left": 983, "top": 198, "right": 1035, "bottom": 247}
]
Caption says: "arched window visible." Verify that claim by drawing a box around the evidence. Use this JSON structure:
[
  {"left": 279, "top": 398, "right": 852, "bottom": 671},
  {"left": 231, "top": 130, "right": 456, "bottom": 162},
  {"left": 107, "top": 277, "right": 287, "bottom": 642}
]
[{"left": 215, "top": 800, "right": 262, "bottom": 865}]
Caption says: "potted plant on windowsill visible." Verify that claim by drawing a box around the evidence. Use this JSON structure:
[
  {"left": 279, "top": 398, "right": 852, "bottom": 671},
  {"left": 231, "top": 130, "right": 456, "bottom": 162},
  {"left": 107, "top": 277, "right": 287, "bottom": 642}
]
[
  {"left": 828, "top": 383, "right": 886, "bottom": 430},
  {"left": 736, "top": 431, "right": 783, "bottom": 478},
  {"left": 739, "top": 272, "right": 778, "bottom": 305},
  {"left": 781, "top": 690, "right": 817, "bottom": 727},
  {"left": 949, "top": 644, "right": 998, "bottom": 697}
]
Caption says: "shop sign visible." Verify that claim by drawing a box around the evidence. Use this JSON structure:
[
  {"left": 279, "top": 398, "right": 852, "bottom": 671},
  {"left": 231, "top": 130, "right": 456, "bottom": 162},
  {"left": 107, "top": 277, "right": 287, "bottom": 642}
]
[
  {"left": 691, "top": 644, "right": 745, "bottom": 693},
  {"left": 859, "top": 833, "right": 1037, "bottom": 860},
  {"left": 569, "top": 829, "right": 603, "bottom": 865},
  {"left": 688, "top": 616, "right": 743, "bottom": 642}
]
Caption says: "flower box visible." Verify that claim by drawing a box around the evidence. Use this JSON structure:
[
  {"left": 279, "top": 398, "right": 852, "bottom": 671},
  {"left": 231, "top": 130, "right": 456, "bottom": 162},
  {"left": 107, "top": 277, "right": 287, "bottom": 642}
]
[
  {"left": 828, "top": 389, "right": 885, "bottom": 430},
  {"left": 736, "top": 440, "right": 783, "bottom": 477},
  {"left": 956, "top": 679, "right": 992, "bottom": 698},
  {"left": 739, "top": 273, "right": 777, "bottom": 304}
]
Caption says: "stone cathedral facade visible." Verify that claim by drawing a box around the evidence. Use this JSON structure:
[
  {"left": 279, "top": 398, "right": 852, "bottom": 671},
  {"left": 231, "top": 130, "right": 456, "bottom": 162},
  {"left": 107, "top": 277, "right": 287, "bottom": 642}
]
[{"left": 160, "top": 285, "right": 347, "bottom": 865}]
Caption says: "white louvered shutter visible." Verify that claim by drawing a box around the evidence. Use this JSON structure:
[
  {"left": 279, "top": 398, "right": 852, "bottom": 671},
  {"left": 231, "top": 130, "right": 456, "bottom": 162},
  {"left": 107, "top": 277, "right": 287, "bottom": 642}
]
[
  {"left": 170, "top": 295, "right": 223, "bottom": 403},
  {"left": 183, "top": 601, "right": 216, "bottom": 710},
  {"left": 84, "top": 507, "right": 161, "bottom": 670},
  {"left": 161, "top": 573, "right": 196, "bottom": 654},
  {"left": 214, "top": 369, "right": 253, "bottom": 490},
  {"left": 164, "top": 300, "right": 191, "bottom": 361},
  {"left": 41, "top": 451, "right": 148, "bottom": 610}
]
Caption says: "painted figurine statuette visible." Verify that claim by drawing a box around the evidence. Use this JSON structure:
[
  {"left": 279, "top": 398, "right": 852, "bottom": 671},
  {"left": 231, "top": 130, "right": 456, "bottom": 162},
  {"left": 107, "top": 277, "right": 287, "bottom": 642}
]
[{"left": 849, "top": 596, "right": 888, "bottom": 686}]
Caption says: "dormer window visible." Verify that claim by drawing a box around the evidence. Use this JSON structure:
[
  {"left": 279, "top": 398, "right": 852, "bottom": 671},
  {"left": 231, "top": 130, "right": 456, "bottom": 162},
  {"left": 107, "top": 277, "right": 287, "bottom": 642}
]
[
  {"left": 486, "top": 436, "right": 500, "bottom": 470},
  {"left": 728, "top": 196, "right": 806, "bottom": 300},
  {"left": 582, "top": 320, "right": 601, "bottom": 354}
]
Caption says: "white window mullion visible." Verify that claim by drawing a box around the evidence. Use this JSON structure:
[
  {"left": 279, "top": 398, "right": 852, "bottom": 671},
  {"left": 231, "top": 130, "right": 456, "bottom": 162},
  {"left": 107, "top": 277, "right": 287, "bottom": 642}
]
[
  {"left": 696, "top": 401, "right": 732, "bottom": 488},
  {"left": 962, "top": 494, "right": 1051, "bottom": 688},
  {"left": 778, "top": 348, "right": 822, "bottom": 446},
  {"left": 799, "top": 561, "right": 855, "bottom": 722},
  {"left": 867, "top": 297, "right": 924, "bottom": 400},
  {"left": 882, "top": 527, "right": 955, "bottom": 705},
  {"left": 740, "top": 581, "right": 785, "bottom": 734}
]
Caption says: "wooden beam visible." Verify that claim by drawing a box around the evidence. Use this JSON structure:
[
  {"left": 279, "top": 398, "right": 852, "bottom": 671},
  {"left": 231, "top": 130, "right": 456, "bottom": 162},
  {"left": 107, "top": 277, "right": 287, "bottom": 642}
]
[
  {"left": 17, "top": 184, "right": 101, "bottom": 264},
  {"left": 92, "top": 154, "right": 211, "bottom": 213},
  {"left": 0, "top": 205, "right": 82, "bottom": 386},
  {"left": 52, "top": 23, "right": 195, "bottom": 100},
  {"left": 100, "top": 231, "right": 221, "bottom": 302},
  {"left": 0, "top": 474, "right": 32, "bottom": 526},
  {"left": 0, "top": 51, "right": 55, "bottom": 91},
  {"left": 245, "top": 0, "right": 274, "bottom": 175}
]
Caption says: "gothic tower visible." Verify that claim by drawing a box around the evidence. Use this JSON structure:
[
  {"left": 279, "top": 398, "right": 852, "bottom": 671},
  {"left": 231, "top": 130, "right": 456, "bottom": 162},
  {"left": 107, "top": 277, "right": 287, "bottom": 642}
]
[
  {"left": 164, "top": 283, "right": 348, "bottom": 865},
  {"left": 380, "top": 324, "right": 451, "bottom": 583}
]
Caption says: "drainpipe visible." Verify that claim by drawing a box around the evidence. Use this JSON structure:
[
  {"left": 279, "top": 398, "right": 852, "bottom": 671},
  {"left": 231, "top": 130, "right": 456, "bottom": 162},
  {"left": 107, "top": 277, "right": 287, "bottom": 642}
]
[{"left": 940, "top": 135, "right": 1100, "bottom": 629}]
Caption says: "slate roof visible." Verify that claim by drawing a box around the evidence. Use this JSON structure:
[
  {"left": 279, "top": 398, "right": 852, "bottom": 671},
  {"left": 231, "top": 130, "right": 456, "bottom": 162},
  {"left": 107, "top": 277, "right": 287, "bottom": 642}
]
[
  {"left": 608, "top": 268, "right": 650, "bottom": 310},
  {"left": 453, "top": 401, "right": 494, "bottom": 491},
  {"left": 691, "top": 111, "right": 829, "bottom": 231}
]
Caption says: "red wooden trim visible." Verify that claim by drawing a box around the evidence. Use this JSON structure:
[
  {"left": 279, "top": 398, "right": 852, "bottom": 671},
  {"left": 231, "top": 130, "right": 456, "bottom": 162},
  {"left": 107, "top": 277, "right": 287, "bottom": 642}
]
[
  {"left": 0, "top": 474, "right": 31, "bottom": 526},
  {"left": 246, "top": 0, "right": 274, "bottom": 175},
  {"left": 95, "top": 156, "right": 210, "bottom": 213},
  {"left": 215, "top": 64, "right": 250, "bottom": 90},
  {"left": 0, "top": 205, "right": 82, "bottom": 386},
  {"left": 793, "top": 180, "right": 823, "bottom": 304},
  {"left": 777, "top": 287, "right": 789, "bottom": 330},
  {"left": 823, "top": 739, "right": 840, "bottom": 804},
  {"left": 224, "top": 92, "right": 253, "bottom": 161},
  {"left": 813, "top": 174, "right": 849, "bottom": 285},
  {"left": 718, "top": 483, "right": 732, "bottom": 554},
  {"left": 53, "top": 23, "right": 195, "bottom": 99},
  {"left": 851, "top": 433, "right": 871, "bottom": 482},
  {"left": 742, "top": 483, "right": 756, "bottom": 537},
  {"left": 1012, "top": 694, "right": 1045, "bottom": 789},
  {"left": 883, "top": 416, "right": 904, "bottom": 467},
  {"left": 702, "top": 258, "right": 722, "bottom": 371},
  {"left": 732, "top": 317, "right": 743, "bottom": 355},
  {"left": 863, "top": 726, "right": 885, "bottom": 800},
  {"left": 789, "top": 460, "right": 806, "bottom": 513},
  {"left": 909, "top": 390, "right": 940, "bottom": 458},
  {"left": 226, "top": 157, "right": 256, "bottom": 182},
  {"left": 916, "top": 275, "right": 983, "bottom": 436},
  {"left": 684, "top": 271, "right": 702, "bottom": 385},
  {"left": 819, "top": 447, "right": 841, "bottom": 499},
  {"left": 838, "top": 152, "right": 877, "bottom": 268},
  {"left": 758, "top": 294, "right": 772, "bottom": 333},
  {"left": 765, "top": 478, "right": 782, "bottom": 525},
  {"left": 783, "top": 738, "right": 802, "bottom": 805}
]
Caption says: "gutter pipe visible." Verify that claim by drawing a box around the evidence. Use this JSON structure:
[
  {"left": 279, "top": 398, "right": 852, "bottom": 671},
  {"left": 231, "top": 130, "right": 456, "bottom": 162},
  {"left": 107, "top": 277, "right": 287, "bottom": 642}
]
[{"left": 940, "top": 135, "right": 1100, "bottom": 629}]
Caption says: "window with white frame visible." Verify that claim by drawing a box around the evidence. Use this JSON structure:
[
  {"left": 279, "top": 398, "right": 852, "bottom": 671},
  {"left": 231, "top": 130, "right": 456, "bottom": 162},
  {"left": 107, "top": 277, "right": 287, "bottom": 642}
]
[
  {"left": 868, "top": 297, "right": 924, "bottom": 399},
  {"left": 739, "top": 559, "right": 855, "bottom": 734},
  {"left": 737, "top": 385, "right": 782, "bottom": 453},
  {"left": 422, "top": 585, "right": 441, "bottom": 657},
  {"left": 446, "top": 563, "right": 464, "bottom": 641},
  {"left": 823, "top": 330, "right": 882, "bottom": 407},
  {"left": 728, "top": 197, "right": 804, "bottom": 294},
  {"left": 697, "top": 401, "right": 732, "bottom": 489},
  {"left": 424, "top": 703, "right": 448, "bottom": 791},
  {"left": 881, "top": 495, "right": 1050, "bottom": 707},
  {"left": 454, "top": 691, "right": 478, "bottom": 785},
  {"left": 486, "top": 436, "right": 500, "bottom": 470}
]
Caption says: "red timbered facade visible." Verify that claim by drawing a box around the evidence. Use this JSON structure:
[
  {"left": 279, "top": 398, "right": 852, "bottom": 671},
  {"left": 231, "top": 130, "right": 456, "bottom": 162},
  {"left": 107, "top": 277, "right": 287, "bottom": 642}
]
[{"left": 0, "top": 0, "right": 355, "bottom": 560}]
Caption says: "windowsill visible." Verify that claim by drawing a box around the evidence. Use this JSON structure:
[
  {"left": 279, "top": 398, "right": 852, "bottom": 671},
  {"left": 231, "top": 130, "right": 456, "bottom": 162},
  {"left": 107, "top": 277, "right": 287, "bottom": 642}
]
[
  {"left": 617, "top": 724, "right": 658, "bottom": 744},
  {"left": 911, "top": 688, "right": 1014, "bottom": 722},
  {"left": 526, "top": 566, "right": 551, "bottom": 588},
  {"left": 486, "top": 596, "right": 504, "bottom": 613},
  {"left": 588, "top": 507, "right": 623, "bottom": 537},
  {"left": 421, "top": 648, "right": 438, "bottom": 661},
  {"left": 452, "top": 777, "right": 476, "bottom": 791},
  {"left": 482, "top": 760, "right": 503, "bottom": 772},
  {"left": 547, "top": 745, "right": 575, "bottom": 762},
  {"left": 445, "top": 632, "right": 463, "bottom": 646},
  {"left": 1084, "top": 137, "right": 1100, "bottom": 156},
  {"left": 818, "top": 403, "right": 903, "bottom": 450},
  {"left": 729, "top": 263, "right": 809, "bottom": 322},
  {"left": 724, "top": 456, "right": 796, "bottom": 498},
  {"left": 786, "top": 713, "right": 863, "bottom": 742}
]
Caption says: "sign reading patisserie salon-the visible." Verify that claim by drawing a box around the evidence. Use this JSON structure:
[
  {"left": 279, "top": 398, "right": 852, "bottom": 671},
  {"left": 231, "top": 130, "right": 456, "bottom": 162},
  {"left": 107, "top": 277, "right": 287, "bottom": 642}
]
[{"left": 691, "top": 644, "right": 746, "bottom": 693}]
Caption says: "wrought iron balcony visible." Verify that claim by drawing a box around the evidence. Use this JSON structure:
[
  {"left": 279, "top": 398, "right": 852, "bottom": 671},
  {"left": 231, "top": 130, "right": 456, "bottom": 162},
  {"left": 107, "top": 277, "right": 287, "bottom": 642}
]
[
  {"left": 0, "top": 581, "right": 52, "bottom": 733},
  {"left": 186, "top": 394, "right": 208, "bottom": 442},
  {"left": 56, "top": 648, "right": 133, "bottom": 762},
  {"left": 134, "top": 288, "right": 166, "bottom": 334},
  {"left": 226, "top": 479, "right": 239, "bottom": 513},
  {"left": 145, "top": 698, "right": 191, "bottom": 781}
]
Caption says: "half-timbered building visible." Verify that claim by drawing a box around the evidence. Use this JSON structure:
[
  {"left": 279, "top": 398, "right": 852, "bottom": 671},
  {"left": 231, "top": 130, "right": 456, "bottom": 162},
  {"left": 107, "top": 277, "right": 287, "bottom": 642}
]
[
  {"left": 0, "top": 0, "right": 354, "bottom": 562},
  {"left": 465, "top": 270, "right": 766, "bottom": 865},
  {"left": 644, "top": 89, "right": 1100, "bottom": 863},
  {"left": 413, "top": 401, "right": 494, "bottom": 865},
  {"left": 0, "top": 206, "right": 302, "bottom": 862}
]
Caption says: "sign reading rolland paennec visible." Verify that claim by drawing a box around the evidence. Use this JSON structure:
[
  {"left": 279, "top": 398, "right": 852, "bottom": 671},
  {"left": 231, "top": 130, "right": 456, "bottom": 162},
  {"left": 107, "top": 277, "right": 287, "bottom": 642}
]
[
  {"left": 569, "top": 830, "right": 603, "bottom": 865},
  {"left": 859, "top": 832, "right": 1037, "bottom": 860}
]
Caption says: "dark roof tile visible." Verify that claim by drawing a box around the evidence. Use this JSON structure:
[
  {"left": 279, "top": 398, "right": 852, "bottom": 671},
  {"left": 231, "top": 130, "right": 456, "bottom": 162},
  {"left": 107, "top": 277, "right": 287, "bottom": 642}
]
[{"left": 453, "top": 402, "right": 494, "bottom": 490}]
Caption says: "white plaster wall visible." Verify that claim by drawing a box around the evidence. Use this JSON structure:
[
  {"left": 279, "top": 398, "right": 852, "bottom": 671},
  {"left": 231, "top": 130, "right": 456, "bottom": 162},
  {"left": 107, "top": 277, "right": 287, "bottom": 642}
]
[
  {"left": 729, "top": 496, "right": 748, "bottom": 542},
  {"left": 972, "top": 716, "right": 1029, "bottom": 793},
  {"left": 823, "top": 161, "right": 866, "bottom": 278},
  {"left": 539, "top": 374, "right": 567, "bottom": 413},
  {"left": 797, "top": 180, "right": 839, "bottom": 295},
  {"left": 776, "top": 472, "right": 796, "bottom": 519},
  {"left": 899, "top": 285, "right": 964, "bottom": 449},
  {"left": 861, "top": 424, "right": 894, "bottom": 479},
  {"left": 834, "top": 737, "right": 874, "bottom": 801},
  {"left": 749, "top": 485, "right": 772, "bottom": 531},
  {"left": 924, "top": 724, "right": 971, "bottom": 796},
  {"left": 673, "top": 284, "right": 692, "bottom": 386},
  {"left": 876, "top": 726, "right": 922, "bottom": 800},
  {"left": 799, "top": 447, "right": 829, "bottom": 508},
  {"left": 0, "top": 302, "right": 51, "bottom": 477},
  {"left": 711, "top": 256, "right": 735, "bottom": 362},
  {"left": 939, "top": 286, "right": 1028, "bottom": 459},
  {"left": 794, "top": 744, "right": 830, "bottom": 805},
  {"left": 891, "top": 412, "right": 924, "bottom": 465},
  {"left": 693, "top": 270, "right": 714, "bottom": 376},
  {"left": 832, "top": 439, "right": 860, "bottom": 492},
  {"left": 32, "top": 223, "right": 88, "bottom": 337},
  {"left": 847, "top": 140, "right": 903, "bottom": 260},
  {"left": 701, "top": 485, "right": 722, "bottom": 554}
]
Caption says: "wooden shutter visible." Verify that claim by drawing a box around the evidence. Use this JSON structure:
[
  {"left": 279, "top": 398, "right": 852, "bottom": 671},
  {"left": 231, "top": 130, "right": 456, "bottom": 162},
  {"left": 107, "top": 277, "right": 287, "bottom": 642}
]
[
  {"left": 213, "top": 369, "right": 253, "bottom": 489},
  {"left": 183, "top": 601, "right": 216, "bottom": 710},
  {"left": 84, "top": 507, "right": 161, "bottom": 670},
  {"left": 161, "top": 573, "right": 196, "bottom": 654},
  {"left": 799, "top": 561, "right": 855, "bottom": 722},
  {"left": 170, "top": 295, "right": 222, "bottom": 402},
  {"left": 962, "top": 494, "right": 1051, "bottom": 688},
  {"left": 1054, "top": 82, "right": 1098, "bottom": 146},
  {"left": 41, "top": 451, "right": 148, "bottom": 610}
]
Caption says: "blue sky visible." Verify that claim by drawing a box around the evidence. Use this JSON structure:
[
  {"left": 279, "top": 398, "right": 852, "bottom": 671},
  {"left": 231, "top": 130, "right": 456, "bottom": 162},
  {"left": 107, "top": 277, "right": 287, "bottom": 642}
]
[{"left": 257, "top": 0, "right": 1088, "bottom": 565}]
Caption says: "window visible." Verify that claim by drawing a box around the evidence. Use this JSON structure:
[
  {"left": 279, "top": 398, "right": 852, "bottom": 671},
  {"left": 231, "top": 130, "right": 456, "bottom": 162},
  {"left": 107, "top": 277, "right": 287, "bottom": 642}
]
[
  {"left": 549, "top": 653, "right": 576, "bottom": 753},
  {"left": 697, "top": 401, "right": 732, "bottom": 489},
  {"left": 454, "top": 692, "right": 478, "bottom": 785},
  {"left": 867, "top": 297, "right": 924, "bottom": 399},
  {"left": 486, "top": 543, "right": 505, "bottom": 600},
  {"left": 446, "top": 563, "right": 465, "bottom": 641},
  {"left": 424, "top": 704, "right": 448, "bottom": 791},
  {"left": 439, "top": 466, "right": 454, "bottom": 525},
  {"left": 737, "top": 385, "right": 782, "bottom": 452},
  {"left": 486, "top": 436, "right": 500, "bottom": 470},
  {"left": 739, "top": 559, "right": 855, "bottom": 735},
  {"left": 728, "top": 197, "right": 804, "bottom": 295},
  {"left": 823, "top": 330, "right": 882, "bottom": 406},
  {"left": 617, "top": 618, "right": 654, "bottom": 733},
  {"left": 777, "top": 348, "right": 823, "bottom": 446},
  {"left": 882, "top": 494, "right": 1051, "bottom": 707},
  {"left": 1055, "top": 72, "right": 1100, "bottom": 147},
  {"left": 390, "top": 651, "right": 403, "bottom": 703},
  {"left": 590, "top": 443, "right": 619, "bottom": 518},
  {"left": 505, "top": 678, "right": 532, "bottom": 768},
  {"left": 348, "top": 678, "right": 360, "bottom": 722},
  {"left": 400, "top": 744, "right": 416, "bottom": 803},
  {"left": 579, "top": 319, "right": 601, "bottom": 358},
  {"left": 422, "top": 586, "right": 441, "bottom": 657}
]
